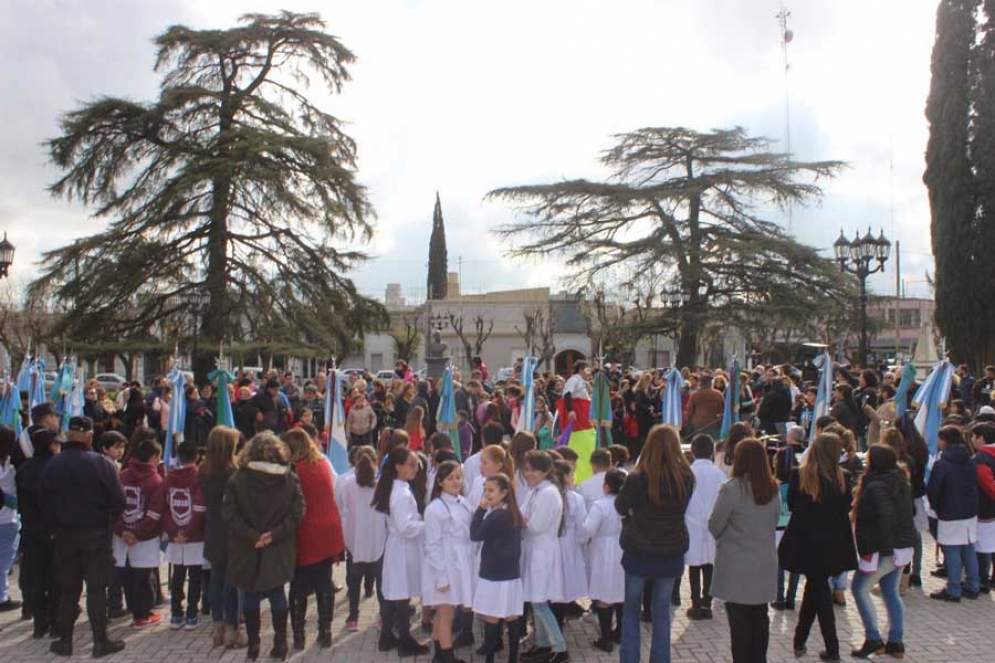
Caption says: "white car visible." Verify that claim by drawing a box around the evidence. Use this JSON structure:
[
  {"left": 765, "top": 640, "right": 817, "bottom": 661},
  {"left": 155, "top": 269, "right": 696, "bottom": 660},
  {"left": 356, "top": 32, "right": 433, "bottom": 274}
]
[
  {"left": 94, "top": 373, "right": 128, "bottom": 391},
  {"left": 376, "top": 370, "right": 396, "bottom": 381}
]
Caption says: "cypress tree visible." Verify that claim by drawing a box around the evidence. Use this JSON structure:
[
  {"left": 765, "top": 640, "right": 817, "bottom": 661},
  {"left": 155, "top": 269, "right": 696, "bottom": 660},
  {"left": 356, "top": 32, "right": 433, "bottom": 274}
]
[
  {"left": 925, "top": 0, "right": 995, "bottom": 371},
  {"left": 427, "top": 191, "right": 448, "bottom": 300}
]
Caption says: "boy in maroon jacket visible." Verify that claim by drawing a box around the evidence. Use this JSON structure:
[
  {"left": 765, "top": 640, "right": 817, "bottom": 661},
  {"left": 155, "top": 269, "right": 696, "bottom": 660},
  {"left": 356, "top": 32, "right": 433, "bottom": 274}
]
[
  {"left": 164, "top": 441, "right": 207, "bottom": 629},
  {"left": 112, "top": 438, "right": 165, "bottom": 627}
]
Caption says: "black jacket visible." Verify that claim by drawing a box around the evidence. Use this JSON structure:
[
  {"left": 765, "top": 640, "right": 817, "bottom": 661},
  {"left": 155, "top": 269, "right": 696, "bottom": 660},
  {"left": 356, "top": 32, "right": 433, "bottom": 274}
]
[
  {"left": 615, "top": 469, "right": 694, "bottom": 558},
  {"left": 927, "top": 444, "right": 979, "bottom": 522},
  {"left": 758, "top": 382, "right": 792, "bottom": 434},
  {"left": 39, "top": 444, "right": 125, "bottom": 532},
  {"left": 469, "top": 507, "right": 521, "bottom": 581},
  {"left": 854, "top": 469, "right": 918, "bottom": 557},
  {"left": 778, "top": 469, "right": 857, "bottom": 576},
  {"left": 15, "top": 446, "right": 56, "bottom": 542},
  {"left": 199, "top": 466, "right": 235, "bottom": 565}
]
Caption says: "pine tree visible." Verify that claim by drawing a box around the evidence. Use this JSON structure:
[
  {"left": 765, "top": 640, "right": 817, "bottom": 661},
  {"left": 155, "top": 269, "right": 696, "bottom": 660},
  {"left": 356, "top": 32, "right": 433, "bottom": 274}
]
[
  {"left": 34, "top": 11, "right": 386, "bottom": 379},
  {"left": 488, "top": 126, "right": 847, "bottom": 368},
  {"left": 925, "top": 0, "right": 995, "bottom": 372},
  {"left": 427, "top": 191, "right": 449, "bottom": 300}
]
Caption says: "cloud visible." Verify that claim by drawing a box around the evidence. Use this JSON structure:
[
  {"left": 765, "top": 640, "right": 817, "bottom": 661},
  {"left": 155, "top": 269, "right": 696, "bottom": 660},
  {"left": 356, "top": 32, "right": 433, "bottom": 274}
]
[{"left": 1, "top": 0, "right": 939, "bottom": 304}]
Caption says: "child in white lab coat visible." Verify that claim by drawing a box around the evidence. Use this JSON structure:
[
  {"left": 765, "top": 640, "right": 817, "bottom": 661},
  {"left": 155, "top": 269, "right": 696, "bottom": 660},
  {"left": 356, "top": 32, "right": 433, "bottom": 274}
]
[
  {"left": 581, "top": 468, "right": 627, "bottom": 653},
  {"left": 685, "top": 435, "right": 726, "bottom": 620}
]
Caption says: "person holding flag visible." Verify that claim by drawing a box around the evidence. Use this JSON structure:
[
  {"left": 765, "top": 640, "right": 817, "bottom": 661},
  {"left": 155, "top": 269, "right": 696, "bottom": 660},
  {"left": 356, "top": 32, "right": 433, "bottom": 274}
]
[{"left": 556, "top": 360, "right": 598, "bottom": 483}]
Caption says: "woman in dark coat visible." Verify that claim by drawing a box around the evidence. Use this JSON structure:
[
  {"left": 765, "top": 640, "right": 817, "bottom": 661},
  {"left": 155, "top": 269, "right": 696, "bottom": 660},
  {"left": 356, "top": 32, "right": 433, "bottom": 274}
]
[
  {"left": 224, "top": 431, "right": 305, "bottom": 661},
  {"left": 777, "top": 432, "right": 857, "bottom": 662},
  {"left": 757, "top": 377, "right": 792, "bottom": 436},
  {"left": 198, "top": 426, "right": 243, "bottom": 649}
]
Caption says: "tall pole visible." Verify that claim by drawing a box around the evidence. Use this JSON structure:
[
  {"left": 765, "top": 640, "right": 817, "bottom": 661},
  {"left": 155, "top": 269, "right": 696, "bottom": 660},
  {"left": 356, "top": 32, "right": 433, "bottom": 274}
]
[
  {"left": 894, "top": 240, "right": 901, "bottom": 363},
  {"left": 778, "top": 4, "right": 793, "bottom": 234},
  {"left": 858, "top": 272, "right": 868, "bottom": 368}
]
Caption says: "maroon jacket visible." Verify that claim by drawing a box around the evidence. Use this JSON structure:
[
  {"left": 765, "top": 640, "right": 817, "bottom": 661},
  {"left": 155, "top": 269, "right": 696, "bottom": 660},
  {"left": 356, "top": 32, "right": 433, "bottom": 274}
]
[
  {"left": 113, "top": 457, "right": 166, "bottom": 542},
  {"left": 163, "top": 464, "right": 207, "bottom": 543}
]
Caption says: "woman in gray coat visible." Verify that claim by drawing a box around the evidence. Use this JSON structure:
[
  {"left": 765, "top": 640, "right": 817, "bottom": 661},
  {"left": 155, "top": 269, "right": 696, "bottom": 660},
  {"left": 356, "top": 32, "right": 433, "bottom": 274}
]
[{"left": 709, "top": 438, "right": 782, "bottom": 663}]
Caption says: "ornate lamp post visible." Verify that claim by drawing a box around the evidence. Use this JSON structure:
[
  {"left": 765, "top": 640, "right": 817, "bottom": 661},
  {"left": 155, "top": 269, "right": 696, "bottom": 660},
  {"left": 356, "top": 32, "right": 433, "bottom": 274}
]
[
  {"left": 184, "top": 290, "right": 210, "bottom": 378},
  {"left": 833, "top": 227, "right": 891, "bottom": 367},
  {"left": 0, "top": 233, "right": 15, "bottom": 279}
]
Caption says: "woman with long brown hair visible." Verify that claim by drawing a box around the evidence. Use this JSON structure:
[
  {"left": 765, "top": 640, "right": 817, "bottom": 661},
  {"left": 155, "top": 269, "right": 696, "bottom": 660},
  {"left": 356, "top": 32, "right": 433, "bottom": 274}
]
[
  {"left": 709, "top": 439, "right": 781, "bottom": 663},
  {"left": 777, "top": 433, "right": 858, "bottom": 662},
  {"left": 615, "top": 424, "right": 694, "bottom": 663},
  {"left": 198, "top": 426, "right": 245, "bottom": 649}
]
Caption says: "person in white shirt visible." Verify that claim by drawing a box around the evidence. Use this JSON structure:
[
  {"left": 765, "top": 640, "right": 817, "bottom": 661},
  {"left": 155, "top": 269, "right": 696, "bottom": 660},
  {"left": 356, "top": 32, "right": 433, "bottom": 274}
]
[
  {"left": 372, "top": 448, "right": 428, "bottom": 657},
  {"left": 462, "top": 422, "right": 505, "bottom": 496},
  {"left": 422, "top": 462, "right": 475, "bottom": 663},
  {"left": 337, "top": 446, "right": 386, "bottom": 632},
  {"left": 580, "top": 468, "right": 626, "bottom": 653},
  {"left": 684, "top": 435, "right": 727, "bottom": 620},
  {"left": 579, "top": 449, "right": 612, "bottom": 508}
]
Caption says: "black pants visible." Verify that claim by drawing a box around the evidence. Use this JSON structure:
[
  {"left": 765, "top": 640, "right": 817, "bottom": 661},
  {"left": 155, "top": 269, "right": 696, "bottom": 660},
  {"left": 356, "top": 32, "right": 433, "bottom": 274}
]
[
  {"left": 53, "top": 528, "right": 113, "bottom": 644},
  {"left": 291, "top": 557, "right": 334, "bottom": 600},
  {"left": 689, "top": 564, "right": 713, "bottom": 609},
  {"left": 794, "top": 573, "right": 838, "bottom": 655},
  {"left": 170, "top": 564, "right": 203, "bottom": 619},
  {"left": 726, "top": 602, "right": 770, "bottom": 663},
  {"left": 123, "top": 563, "right": 155, "bottom": 620},
  {"left": 346, "top": 553, "right": 383, "bottom": 621},
  {"left": 21, "top": 536, "right": 58, "bottom": 632}
]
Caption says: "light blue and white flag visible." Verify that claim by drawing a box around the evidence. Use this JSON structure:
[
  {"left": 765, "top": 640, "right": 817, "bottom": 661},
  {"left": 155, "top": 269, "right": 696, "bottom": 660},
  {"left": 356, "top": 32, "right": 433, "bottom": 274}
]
[
  {"left": 164, "top": 367, "right": 187, "bottom": 472},
  {"left": 810, "top": 352, "right": 834, "bottom": 442},
  {"left": 516, "top": 356, "right": 538, "bottom": 435},
  {"left": 661, "top": 368, "right": 685, "bottom": 428},
  {"left": 437, "top": 365, "right": 462, "bottom": 461},
  {"left": 324, "top": 370, "right": 348, "bottom": 475},
  {"left": 720, "top": 357, "right": 742, "bottom": 440},
  {"left": 894, "top": 363, "right": 917, "bottom": 420},
  {"left": 912, "top": 359, "right": 954, "bottom": 458}
]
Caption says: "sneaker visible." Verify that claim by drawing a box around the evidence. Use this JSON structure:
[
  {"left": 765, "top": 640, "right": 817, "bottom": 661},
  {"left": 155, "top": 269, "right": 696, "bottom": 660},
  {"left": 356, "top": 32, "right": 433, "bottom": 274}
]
[
  {"left": 346, "top": 620, "right": 359, "bottom": 632},
  {"left": 92, "top": 639, "right": 126, "bottom": 658},
  {"left": 850, "top": 639, "right": 885, "bottom": 658},
  {"left": 929, "top": 589, "right": 961, "bottom": 603},
  {"left": 884, "top": 642, "right": 905, "bottom": 658},
  {"left": 169, "top": 615, "right": 185, "bottom": 630},
  {"left": 134, "top": 613, "right": 164, "bottom": 628},
  {"left": 184, "top": 616, "right": 201, "bottom": 630}
]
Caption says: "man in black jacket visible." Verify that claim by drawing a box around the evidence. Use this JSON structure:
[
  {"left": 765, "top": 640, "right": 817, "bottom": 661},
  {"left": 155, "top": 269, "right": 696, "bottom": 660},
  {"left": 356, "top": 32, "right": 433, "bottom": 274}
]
[
  {"left": 15, "top": 427, "right": 61, "bottom": 638},
  {"left": 41, "top": 417, "right": 126, "bottom": 657}
]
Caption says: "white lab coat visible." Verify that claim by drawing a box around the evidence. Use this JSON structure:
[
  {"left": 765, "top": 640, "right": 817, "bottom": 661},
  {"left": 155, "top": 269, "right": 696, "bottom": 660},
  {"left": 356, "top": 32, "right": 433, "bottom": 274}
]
[
  {"left": 381, "top": 480, "right": 424, "bottom": 600},
  {"left": 581, "top": 495, "right": 624, "bottom": 604},
  {"left": 336, "top": 473, "right": 387, "bottom": 563},
  {"left": 685, "top": 459, "right": 726, "bottom": 566},
  {"left": 462, "top": 451, "right": 483, "bottom": 496},
  {"left": 520, "top": 480, "right": 564, "bottom": 603},
  {"left": 422, "top": 493, "right": 475, "bottom": 607},
  {"left": 559, "top": 489, "right": 588, "bottom": 601}
]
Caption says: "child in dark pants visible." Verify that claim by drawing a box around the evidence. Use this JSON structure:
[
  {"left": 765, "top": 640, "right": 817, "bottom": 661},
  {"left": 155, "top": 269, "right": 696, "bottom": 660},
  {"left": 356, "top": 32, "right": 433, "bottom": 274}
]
[
  {"left": 112, "top": 435, "right": 166, "bottom": 627},
  {"left": 164, "top": 441, "right": 207, "bottom": 629}
]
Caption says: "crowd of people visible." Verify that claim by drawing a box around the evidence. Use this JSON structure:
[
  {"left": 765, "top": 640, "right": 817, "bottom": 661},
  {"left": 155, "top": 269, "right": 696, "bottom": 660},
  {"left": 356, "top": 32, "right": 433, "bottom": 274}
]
[{"left": 1, "top": 356, "right": 994, "bottom": 663}]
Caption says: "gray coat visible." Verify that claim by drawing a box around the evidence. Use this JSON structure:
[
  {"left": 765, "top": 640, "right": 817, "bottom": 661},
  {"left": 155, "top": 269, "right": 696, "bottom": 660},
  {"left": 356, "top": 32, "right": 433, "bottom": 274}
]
[{"left": 708, "top": 477, "right": 781, "bottom": 605}]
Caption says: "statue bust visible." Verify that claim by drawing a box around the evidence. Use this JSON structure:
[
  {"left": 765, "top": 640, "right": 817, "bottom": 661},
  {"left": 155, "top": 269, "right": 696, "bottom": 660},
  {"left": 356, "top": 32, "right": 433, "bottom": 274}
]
[
  {"left": 425, "top": 329, "right": 449, "bottom": 378},
  {"left": 427, "top": 330, "right": 447, "bottom": 359}
]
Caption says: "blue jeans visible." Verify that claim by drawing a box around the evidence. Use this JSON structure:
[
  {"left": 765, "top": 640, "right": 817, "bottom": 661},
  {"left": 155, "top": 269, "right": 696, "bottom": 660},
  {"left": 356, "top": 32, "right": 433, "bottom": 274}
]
[
  {"left": 531, "top": 601, "right": 566, "bottom": 653},
  {"left": 622, "top": 573, "right": 675, "bottom": 663},
  {"left": 829, "top": 572, "right": 848, "bottom": 591},
  {"left": 208, "top": 563, "right": 240, "bottom": 626},
  {"left": 942, "top": 543, "right": 980, "bottom": 597},
  {"left": 0, "top": 522, "right": 19, "bottom": 603},
  {"left": 243, "top": 586, "right": 288, "bottom": 612},
  {"left": 851, "top": 555, "right": 903, "bottom": 643}
]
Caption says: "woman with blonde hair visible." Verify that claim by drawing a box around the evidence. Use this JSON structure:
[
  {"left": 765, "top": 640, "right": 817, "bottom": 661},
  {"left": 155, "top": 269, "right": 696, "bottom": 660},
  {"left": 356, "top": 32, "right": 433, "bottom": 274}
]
[
  {"left": 282, "top": 429, "right": 344, "bottom": 651},
  {"left": 777, "top": 433, "right": 858, "bottom": 662},
  {"left": 198, "top": 426, "right": 244, "bottom": 648},
  {"left": 615, "top": 425, "right": 695, "bottom": 663}
]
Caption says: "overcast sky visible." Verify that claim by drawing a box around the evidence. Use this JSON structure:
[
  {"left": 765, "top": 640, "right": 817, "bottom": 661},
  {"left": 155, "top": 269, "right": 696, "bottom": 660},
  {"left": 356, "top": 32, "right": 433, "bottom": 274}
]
[{"left": 0, "top": 0, "right": 940, "bottom": 303}]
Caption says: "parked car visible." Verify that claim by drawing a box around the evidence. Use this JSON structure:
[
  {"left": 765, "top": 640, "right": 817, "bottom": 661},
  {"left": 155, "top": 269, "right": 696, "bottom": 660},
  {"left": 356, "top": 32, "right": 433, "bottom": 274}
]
[
  {"left": 94, "top": 373, "right": 128, "bottom": 392},
  {"left": 375, "top": 370, "right": 396, "bottom": 381}
]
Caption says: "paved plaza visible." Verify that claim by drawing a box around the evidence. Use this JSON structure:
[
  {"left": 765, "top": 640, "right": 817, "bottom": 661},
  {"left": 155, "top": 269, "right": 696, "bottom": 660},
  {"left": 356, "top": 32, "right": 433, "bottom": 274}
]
[{"left": 2, "top": 538, "right": 992, "bottom": 663}]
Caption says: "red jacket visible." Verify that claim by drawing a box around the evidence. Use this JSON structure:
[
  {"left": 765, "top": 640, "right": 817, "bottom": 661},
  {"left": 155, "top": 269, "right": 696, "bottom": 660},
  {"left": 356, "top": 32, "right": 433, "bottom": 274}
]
[
  {"left": 295, "top": 458, "right": 345, "bottom": 566},
  {"left": 113, "top": 457, "right": 166, "bottom": 542},
  {"left": 163, "top": 464, "right": 207, "bottom": 543}
]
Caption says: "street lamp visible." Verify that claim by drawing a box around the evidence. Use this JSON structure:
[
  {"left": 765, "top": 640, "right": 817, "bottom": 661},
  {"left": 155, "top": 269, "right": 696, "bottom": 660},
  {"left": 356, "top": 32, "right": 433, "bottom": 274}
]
[
  {"left": 184, "top": 290, "right": 210, "bottom": 379},
  {"left": 0, "top": 233, "right": 14, "bottom": 279},
  {"left": 834, "top": 227, "right": 891, "bottom": 367},
  {"left": 430, "top": 312, "right": 448, "bottom": 332}
]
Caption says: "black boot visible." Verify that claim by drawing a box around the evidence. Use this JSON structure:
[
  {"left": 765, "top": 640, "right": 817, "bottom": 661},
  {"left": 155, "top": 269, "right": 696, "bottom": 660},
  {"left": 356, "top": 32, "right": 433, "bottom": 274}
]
[
  {"left": 483, "top": 621, "right": 502, "bottom": 663},
  {"left": 244, "top": 607, "right": 262, "bottom": 661},
  {"left": 378, "top": 601, "right": 399, "bottom": 652},
  {"left": 290, "top": 595, "right": 307, "bottom": 651},
  {"left": 613, "top": 604, "right": 623, "bottom": 643},
  {"left": 453, "top": 608, "right": 475, "bottom": 648},
  {"left": 316, "top": 592, "right": 333, "bottom": 648},
  {"left": 506, "top": 618, "right": 523, "bottom": 663},
  {"left": 592, "top": 606, "right": 614, "bottom": 653},
  {"left": 270, "top": 609, "right": 289, "bottom": 660}
]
